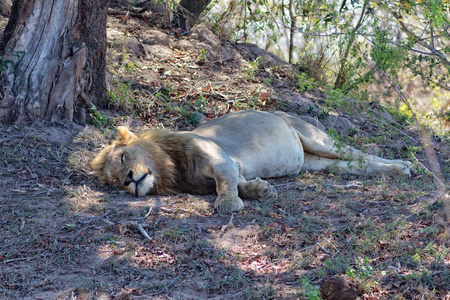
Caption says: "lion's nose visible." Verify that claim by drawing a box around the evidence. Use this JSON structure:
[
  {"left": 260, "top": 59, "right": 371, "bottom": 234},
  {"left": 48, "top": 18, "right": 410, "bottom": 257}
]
[{"left": 124, "top": 170, "right": 133, "bottom": 186}]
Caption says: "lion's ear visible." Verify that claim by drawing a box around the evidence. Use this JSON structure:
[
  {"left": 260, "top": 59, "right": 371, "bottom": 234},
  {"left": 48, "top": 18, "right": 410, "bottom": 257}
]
[{"left": 117, "top": 126, "right": 137, "bottom": 144}]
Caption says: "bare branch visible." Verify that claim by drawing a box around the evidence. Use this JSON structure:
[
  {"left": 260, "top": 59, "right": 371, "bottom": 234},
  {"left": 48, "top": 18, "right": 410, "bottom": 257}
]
[
  {"left": 220, "top": 214, "right": 234, "bottom": 238},
  {"left": 138, "top": 224, "right": 153, "bottom": 241},
  {"left": 392, "top": 11, "right": 450, "bottom": 67}
]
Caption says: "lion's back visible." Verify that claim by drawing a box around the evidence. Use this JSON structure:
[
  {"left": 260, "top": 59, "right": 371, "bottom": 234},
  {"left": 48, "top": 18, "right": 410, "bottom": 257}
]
[{"left": 192, "top": 111, "right": 304, "bottom": 179}]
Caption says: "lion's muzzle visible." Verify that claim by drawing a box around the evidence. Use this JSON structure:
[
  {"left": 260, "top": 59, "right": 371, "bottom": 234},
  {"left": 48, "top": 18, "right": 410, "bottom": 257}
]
[{"left": 124, "top": 168, "right": 153, "bottom": 197}]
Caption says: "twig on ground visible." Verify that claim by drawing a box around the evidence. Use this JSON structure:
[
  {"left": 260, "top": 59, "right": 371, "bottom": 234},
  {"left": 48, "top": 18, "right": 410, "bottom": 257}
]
[
  {"left": 138, "top": 224, "right": 153, "bottom": 241},
  {"left": 387, "top": 265, "right": 400, "bottom": 273},
  {"left": 136, "top": 275, "right": 182, "bottom": 298},
  {"left": 158, "top": 207, "right": 174, "bottom": 213},
  {"left": 220, "top": 214, "right": 234, "bottom": 238},
  {"left": 405, "top": 191, "right": 449, "bottom": 221},
  {"left": 2, "top": 254, "right": 41, "bottom": 264},
  {"left": 324, "top": 181, "right": 362, "bottom": 189},
  {"left": 130, "top": 207, "right": 155, "bottom": 221},
  {"left": 165, "top": 275, "right": 180, "bottom": 293},
  {"left": 142, "top": 207, "right": 153, "bottom": 219},
  {"left": 119, "top": 220, "right": 150, "bottom": 227},
  {"left": 75, "top": 211, "right": 111, "bottom": 224},
  {"left": 74, "top": 211, "right": 110, "bottom": 219},
  {"left": 315, "top": 242, "right": 332, "bottom": 254},
  {"left": 159, "top": 206, "right": 198, "bottom": 215},
  {"left": 133, "top": 275, "right": 180, "bottom": 299},
  {"left": 297, "top": 245, "right": 316, "bottom": 253},
  {"left": 273, "top": 182, "right": 299, "bottom": 188},
  {"left": 0, "top": 134, "right": 27, "bottom": 144},
  {"left": 101, "top": 218, "right": 115, "bottom": 226}
]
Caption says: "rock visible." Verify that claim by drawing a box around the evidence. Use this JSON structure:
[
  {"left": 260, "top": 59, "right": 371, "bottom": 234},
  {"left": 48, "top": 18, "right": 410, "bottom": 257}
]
[
  {"left": 276, "top": 88, "right": 321, "bottom": 115},
  {"left": 174, "top": 23, "right": 243, "bottom": 64},
  {"left": 189, "top": 23, "right": 220, "bottom": 46},
  {"left": 122, "top": 37, "right": 145, "bottom": 58},
  {"left": 234, "top": 42, "right": 291, "bottom": 69},
  {"left": 389, "top": 139, "right": 406, "bottom": 149},
  {"left": 107, "top": 31, "right": 145, "bottom": 58},
  {"left": 143, "top": 30, "right": 171, "bottom": 46},
  {"left": 322, "top": 115, "right": 357, "bottom": 135},
  {"left": 144, "top": 44, "right": 173, "bottom": 60},
  {"left": 320, "top": 274, "right": 361, "bottom": 300}
]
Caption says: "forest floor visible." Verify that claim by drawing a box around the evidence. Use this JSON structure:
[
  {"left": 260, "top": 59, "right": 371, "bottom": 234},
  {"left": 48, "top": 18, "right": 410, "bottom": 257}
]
[{"left": 1, "top": 4, "right": 450, "bottom": 300}]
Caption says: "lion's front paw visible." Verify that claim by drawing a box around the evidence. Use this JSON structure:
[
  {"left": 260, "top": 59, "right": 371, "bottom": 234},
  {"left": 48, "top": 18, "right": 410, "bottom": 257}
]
[
  {"left": 239, "top": 177, "right": 278, "bottom": 200},
  {"left": 260, "top": 184, "right": 278, "bottom": 201},
  {"left": 214, "top": 194, "right": 244, "bottom": 214}
]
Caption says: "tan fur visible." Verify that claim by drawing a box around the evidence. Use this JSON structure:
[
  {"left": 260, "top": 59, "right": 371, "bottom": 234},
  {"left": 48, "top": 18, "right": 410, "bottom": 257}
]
[
  {"left": 91, "top": 129, "right": 215, "bottom": 196},
  {"left": 91, "top": 110, "right": 412, "bottom": 213}
]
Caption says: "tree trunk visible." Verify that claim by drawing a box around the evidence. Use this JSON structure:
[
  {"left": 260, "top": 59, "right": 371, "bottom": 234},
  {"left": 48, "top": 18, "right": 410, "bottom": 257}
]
[
  {"left": 0, "top": 0, "right": 108, "bottom": 125},
  {"left": 288, "top": 0, "right": 296, "bottom": 63},
  {"left": 175, "top": 0, "right": 211, "bottom": 31}
]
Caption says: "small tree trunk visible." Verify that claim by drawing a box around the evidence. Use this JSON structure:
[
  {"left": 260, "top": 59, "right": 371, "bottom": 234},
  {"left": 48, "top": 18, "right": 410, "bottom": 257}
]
[
  {"left": 288, "top": 0, "right": 296, "bottom": 63},
  {"left": 175, "top": 0, "right": 212, "bottom": 31},
  {"left": 0, "top": 0, "right": 108, "bottom": 125},
  {"left": 334, "top": 0, "right": 369, "bottom": 90}
]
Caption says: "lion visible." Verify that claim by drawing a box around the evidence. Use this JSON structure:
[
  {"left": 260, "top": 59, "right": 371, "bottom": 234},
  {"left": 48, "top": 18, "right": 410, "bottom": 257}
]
[{"left": 91, "top": 110, "right": 412, "bottom": 213}]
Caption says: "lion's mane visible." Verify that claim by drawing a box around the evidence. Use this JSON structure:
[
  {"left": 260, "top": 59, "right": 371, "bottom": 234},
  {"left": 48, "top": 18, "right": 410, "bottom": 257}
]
[{"left": 91, "top": 129, "right": 215, "bottom": 195}]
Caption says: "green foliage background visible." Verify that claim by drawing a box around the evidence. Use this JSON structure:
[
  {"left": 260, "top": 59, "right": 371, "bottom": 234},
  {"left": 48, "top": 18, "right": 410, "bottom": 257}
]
[{"left": 205, "top": 0, "right": 450, "bottom": 131}]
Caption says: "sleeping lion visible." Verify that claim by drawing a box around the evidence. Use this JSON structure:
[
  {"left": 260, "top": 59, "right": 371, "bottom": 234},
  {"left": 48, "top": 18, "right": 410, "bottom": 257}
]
[{"left": 91, "top": 110, "right": 412, "bottom": 213}]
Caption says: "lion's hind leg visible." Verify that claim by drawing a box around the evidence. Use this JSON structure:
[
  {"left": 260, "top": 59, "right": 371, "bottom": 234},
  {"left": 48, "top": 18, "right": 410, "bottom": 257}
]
[
  {"left": 302, "top": 153, "right": 411, "bottom": 176},
  {"left": 238, "top": 178, "right": 278, "bottom": 200}
]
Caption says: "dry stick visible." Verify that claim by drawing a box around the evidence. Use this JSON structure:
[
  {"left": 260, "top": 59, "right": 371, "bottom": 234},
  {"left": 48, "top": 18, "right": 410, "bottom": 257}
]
[
  {"left": 74, "top": 211, "right": 110, "bottom": 219},
  {"left": 159, "top": 206, "right": 191, "bottom": 214},
  {"left": 138, "top": 224, "right": 153, "bottom": 241},
  {"left": 406, "top": 190, "right": 449, "bottom": 221},
  {"left": 143, "top": 206, "right": 153, "bottom": 219},
  {"left": 0, "top": 134, "right": 27, "bottom": 144},
  {"left": 101, "top": 218, "right": 115, "bottom": 226},
  {"left": 2, "top": 256, "right": 39, "bottom": 264},
  {"left": 315, "top": 242, "right": 332, "bottom": 254},
  {"left": 140, "top": 275, "right": 182, "bottom": 298},
  {"left": 220, "top": 214, "right": 234, "bottom": 238},
  {"left": 74, "top": 210, "right": 154, "bottom": 240},
  {"left": 165, "top": 275, "right": 180, "bottom": 293},
  {"left": 74, "top": 211, "right": 111, "bottom": 224}
]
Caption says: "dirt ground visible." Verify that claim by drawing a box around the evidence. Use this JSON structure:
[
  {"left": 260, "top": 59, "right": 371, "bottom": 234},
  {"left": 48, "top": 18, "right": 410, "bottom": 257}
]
[{"left": 1, "top": 3, "right": 450, "bottom": 300}]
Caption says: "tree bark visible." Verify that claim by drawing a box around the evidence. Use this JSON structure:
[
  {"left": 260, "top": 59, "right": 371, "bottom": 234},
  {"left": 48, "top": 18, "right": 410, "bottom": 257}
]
[
  {"left": 175, "top": 0, "right": 212, "bottom": 31},
  {"left": 0, "top": 0, "right": 108, "bottom": 125},
  {"left": 288, "top": 0, "right": 296, "bottom": 63}
]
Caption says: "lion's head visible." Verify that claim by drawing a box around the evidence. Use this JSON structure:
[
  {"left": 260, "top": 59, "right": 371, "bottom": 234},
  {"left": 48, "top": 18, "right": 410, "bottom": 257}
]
[{"left": 91, "top": 126, "right": 177, "bottom": 196}]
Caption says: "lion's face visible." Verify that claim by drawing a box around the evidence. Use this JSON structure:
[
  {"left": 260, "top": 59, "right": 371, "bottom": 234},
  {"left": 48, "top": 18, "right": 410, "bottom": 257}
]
[
  {"left": 101, "top": 144, "right": 158, "bottom": 196},
  {"left": 91, "top": 126, "right": 165, "bottom": 197}
]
